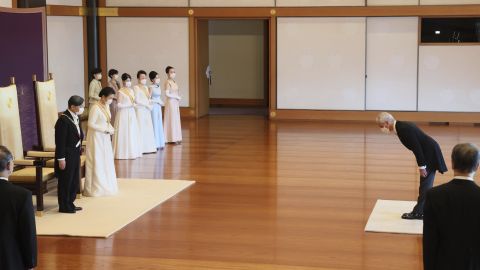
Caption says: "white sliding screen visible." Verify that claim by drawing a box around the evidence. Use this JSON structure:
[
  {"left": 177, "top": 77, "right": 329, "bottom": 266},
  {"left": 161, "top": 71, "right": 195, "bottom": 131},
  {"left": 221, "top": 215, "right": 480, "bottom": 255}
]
[
  {"left": 277, "top": 17, "right": 366, "bottom": 110},
  {"left": 366, "top": 17, "right": 418, "bottom": 111}
]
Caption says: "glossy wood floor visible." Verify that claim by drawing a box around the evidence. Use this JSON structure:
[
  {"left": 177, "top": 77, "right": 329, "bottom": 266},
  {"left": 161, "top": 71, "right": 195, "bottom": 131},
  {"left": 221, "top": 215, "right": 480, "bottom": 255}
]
[{"left": 37, "top": 116, "right": 480, "bottom": 270}]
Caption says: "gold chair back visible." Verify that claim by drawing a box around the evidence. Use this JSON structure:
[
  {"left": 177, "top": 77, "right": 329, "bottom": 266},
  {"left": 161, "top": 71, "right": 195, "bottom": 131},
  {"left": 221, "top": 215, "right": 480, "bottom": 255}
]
[
  {"left": 35, "top": 79, "right": 58, "bottom": 151},
  {"left": 0, "top": 84, "right": 24, "bottom": 160}
]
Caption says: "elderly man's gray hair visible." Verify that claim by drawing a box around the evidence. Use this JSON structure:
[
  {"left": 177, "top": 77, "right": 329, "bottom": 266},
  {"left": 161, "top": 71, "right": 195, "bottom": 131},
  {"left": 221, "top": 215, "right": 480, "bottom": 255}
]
[
  {"left": 452, "top": 143, "right": 480, "bottom": 173},
  {"left": 376, "top": 112, "right": 395, "bottom": 124}
]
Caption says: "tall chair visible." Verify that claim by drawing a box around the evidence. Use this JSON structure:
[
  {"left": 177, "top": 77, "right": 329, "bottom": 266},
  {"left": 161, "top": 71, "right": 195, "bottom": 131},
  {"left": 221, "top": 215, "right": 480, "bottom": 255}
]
[
  {"left": 0, "top": 77, "right": 56, "bottom": 216},
  {"left": 33, "top": 73, "right": 86, "bottom": 197}
]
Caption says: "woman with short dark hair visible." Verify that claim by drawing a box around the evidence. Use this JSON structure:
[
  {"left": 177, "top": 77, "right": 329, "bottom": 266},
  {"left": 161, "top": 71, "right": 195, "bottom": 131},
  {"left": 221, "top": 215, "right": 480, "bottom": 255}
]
[{"left": 163, "top": 66, "right": 182, "bottom": 144}]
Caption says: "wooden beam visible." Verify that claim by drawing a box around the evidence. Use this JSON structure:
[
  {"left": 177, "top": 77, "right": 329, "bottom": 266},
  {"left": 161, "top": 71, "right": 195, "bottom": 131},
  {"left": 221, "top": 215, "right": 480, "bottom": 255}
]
[{"left": 45, "top": 5, "right": 87, "bottom": 16}]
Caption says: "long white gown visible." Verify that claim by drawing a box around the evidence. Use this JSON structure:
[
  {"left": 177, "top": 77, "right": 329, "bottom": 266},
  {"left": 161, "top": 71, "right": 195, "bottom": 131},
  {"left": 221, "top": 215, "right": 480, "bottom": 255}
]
[
  {"left": 133, "top": 85, "right": 157, "bottom": 153},
  {"left": 113, "top": 87, "right": 142, "bottom": 159},
  {"left": 84, "top": 103, "right": 118, "bottom": 197},
  {"left": 163, "top": 80, "right": 182, "bottom": 143}
]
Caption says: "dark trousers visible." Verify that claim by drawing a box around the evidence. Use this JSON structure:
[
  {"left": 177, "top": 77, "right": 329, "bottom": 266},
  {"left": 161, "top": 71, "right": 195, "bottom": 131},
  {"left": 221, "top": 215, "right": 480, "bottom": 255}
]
[
  {"left": 57, "top": 148, "right": 80, "bottom": 212},
  {"left": 412, "top": 170, "right": 436, "bottom": 215}
]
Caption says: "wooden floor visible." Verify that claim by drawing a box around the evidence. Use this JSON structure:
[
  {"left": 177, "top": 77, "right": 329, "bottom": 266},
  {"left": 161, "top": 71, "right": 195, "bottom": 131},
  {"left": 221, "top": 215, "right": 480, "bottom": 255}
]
[{"left": 37, "top": 116, "right": 480, "bottom": 270}]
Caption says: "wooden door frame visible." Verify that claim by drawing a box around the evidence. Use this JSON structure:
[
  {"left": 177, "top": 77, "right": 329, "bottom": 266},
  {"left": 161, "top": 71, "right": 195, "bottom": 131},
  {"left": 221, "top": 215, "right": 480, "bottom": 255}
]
[{"left": 192, "top": 15, "right": 274, "bottom": 119}]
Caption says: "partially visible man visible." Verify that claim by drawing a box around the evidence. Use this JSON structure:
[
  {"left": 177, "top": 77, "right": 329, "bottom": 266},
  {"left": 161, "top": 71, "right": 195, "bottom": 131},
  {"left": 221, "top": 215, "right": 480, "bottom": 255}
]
[
  {"left": 55, "top": 95, "right": 84, "bottom": 213},
  {"left": 376, "top": 112, "right": 447, "bottom": 219},
  {"left": 0, "top": 145, "right": 37, "bottom": 270},
  {"left": 424, "top": 143, "right": 480, "bottom": 270}
]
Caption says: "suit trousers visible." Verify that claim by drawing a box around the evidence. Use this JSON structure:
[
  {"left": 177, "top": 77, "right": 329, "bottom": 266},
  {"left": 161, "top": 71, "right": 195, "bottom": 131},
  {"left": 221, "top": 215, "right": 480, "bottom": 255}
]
[
  {"left": 57, "top": 147, "right": 80, "bottom": 212},
  {"left": 412, "top": 170, "right": 436, "bottom": 215}
]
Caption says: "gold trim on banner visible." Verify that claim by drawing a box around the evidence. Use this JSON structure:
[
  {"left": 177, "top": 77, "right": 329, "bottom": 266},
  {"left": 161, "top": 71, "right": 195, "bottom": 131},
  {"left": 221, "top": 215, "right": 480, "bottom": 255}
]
[{"left": 98, "top": 7, "right": 119, "bottom": 17}]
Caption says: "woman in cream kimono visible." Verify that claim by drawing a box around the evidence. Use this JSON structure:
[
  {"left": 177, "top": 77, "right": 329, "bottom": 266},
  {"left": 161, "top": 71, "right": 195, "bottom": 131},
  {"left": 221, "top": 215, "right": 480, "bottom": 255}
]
[
  {"left": 163, "top": 66, "right": 182, "bottom": 144},
  {"left": 107, "top": 69, "right": 121, "bottom": 125},
  {"left": 133, "top": 70, "right": 157, "bottom": 154},
  {"left": 84, "top": 87, "right": 118, "bottom": 197},
  {"left": 113, "top": 73, "right": 142, "bottom": 159},
  {"left": 88, "top": 68, "right": 103, "bottom": 105}
]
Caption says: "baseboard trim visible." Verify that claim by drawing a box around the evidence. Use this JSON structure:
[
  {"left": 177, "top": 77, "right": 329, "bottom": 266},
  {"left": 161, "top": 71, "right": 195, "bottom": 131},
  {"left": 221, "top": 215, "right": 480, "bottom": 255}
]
[{"left": 270, "top": 110, "right": 480, "bottom": 124}]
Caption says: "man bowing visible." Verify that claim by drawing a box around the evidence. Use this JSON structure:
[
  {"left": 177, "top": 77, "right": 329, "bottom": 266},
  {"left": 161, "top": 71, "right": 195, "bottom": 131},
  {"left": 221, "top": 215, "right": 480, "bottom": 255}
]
[
  {"left": 55, "top": 95, "right": 84, "bottom": 214},
  {"left": 376, "top": 112, "right": 447, "bottom": 220}
]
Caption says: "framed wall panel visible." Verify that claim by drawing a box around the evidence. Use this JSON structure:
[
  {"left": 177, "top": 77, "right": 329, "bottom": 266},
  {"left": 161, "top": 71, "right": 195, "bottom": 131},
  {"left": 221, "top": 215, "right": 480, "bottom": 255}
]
[
  {"left": 0, "top": 0, "right": 11, "bottom": 7},
  {"left": 46, "top": 0, "right": 82, "bottom": 6},
  {"left": 47, "top": 16, "right": 85, "bottom": 110},
  {"left": 276, "top": 0, "right": 365, "bottom": 7},
  {"left": 366, "top": 17, "right": 418, "bottom": 111},
  {"left": 106, "top": 17, "right": 190, "bottom": 107},
  {"left": 106, "top": 0, "right": 188, "bottom": 7},
  {"left": 418, "top": 46, "right": 480, "bottom": 112},
  {"left": 367, "top": 0, "right": 418, "bottom": 5},
  {"left": 277, "top": 17, "right": 366, "bottom": 110},
  {"left": 191, "top": 0, "right": 274, "bottom": 7},
  {"left": 420, "top": 0, "right": 480, "bottom": 4}
]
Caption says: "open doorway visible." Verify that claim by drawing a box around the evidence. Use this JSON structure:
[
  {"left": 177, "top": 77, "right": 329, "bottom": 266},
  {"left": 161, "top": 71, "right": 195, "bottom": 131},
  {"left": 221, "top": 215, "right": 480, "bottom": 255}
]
[{"left": 196, "top": 19, "right": 269, "bottom": 117}]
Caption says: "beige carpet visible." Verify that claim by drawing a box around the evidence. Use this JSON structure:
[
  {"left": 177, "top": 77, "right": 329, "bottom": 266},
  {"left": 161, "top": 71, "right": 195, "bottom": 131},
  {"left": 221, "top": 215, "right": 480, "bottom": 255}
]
[
  {"left": 364, "top": 199, "right": 422, "bottom": 235},
  {"left": 35, "top": 178, "right": 195, "bottom": 238}
]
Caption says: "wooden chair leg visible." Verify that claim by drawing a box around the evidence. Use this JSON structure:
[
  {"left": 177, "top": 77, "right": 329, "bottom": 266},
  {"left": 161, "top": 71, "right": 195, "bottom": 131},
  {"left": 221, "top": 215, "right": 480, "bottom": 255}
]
[{"left": 35, "top": 164, "right": 44, "bottom": 215}]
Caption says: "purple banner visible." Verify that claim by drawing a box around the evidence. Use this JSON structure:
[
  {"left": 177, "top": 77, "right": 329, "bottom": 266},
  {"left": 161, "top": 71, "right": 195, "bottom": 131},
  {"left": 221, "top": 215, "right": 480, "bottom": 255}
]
[{"left": 0, "top": 8, "right": 46, "bottom": 151}]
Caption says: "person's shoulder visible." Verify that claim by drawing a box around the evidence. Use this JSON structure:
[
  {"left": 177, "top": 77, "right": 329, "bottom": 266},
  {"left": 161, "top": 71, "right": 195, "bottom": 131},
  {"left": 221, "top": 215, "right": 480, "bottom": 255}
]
[
  {"left": 427, "top": 182, "right": 451, "bottom": 197},
  {"left": 2, "top": 182, "right": 32, "bottom": 198}
]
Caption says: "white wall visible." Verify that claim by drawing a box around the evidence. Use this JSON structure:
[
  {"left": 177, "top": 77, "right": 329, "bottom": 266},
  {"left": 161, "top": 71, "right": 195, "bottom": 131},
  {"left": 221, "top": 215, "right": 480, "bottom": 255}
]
[
  {"left": 46, "top": 0, "right": 82, "bottom": 5},
  {"left": 366, "top": 17, "right": 418, "bottom": 111},
  {"left": 106, "top": 17, "right": 190, "bottom": 107},
  {"left": 191, "top": 0, "right": 274, "bottom": 6},
  {"left": 47, "top": 16, "right": 85, "bottom": 111},
  {"left": 367, "top": 0, "right": 418, "bottom": 5},
  {"left": 276, "top": 0, "right": 365, "bottom": 6},
  {"left": 418, "top": 46, "right": 480, "bottom": 112},
  {"left": 0, "top": 0, "right": 11, "bottom": 7},
  {"left": 106, "top": 0, "right": 188, "bottom": 7},
  {"left": 209, "top": 20, "right": 265, "bottom": 100},
  {"left": 277, "top": 17, "right": 366, "bottom": 110},
  {"left": 420, "top": 0, "right": 480, "bottom": 4}
]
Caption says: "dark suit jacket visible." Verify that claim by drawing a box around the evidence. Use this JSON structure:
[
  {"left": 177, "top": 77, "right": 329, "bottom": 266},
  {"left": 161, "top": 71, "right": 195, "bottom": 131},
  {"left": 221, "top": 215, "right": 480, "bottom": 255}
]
[
  {"left": 0, "top": 180, "right": 37, "bottom": 270},
  {"left": 396, "top": 121, "right": 447, "bottom": 173},
  {"left": 54, "top": 110, "right": 84, "bottom": 174},
  {"left": 423, "top": 179, "right": 480, "bottom": 270}
]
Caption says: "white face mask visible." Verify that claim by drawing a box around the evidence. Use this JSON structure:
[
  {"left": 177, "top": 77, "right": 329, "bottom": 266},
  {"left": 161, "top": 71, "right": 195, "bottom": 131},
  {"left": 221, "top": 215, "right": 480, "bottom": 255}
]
[
  {"left": 169, "top": 73, "right": 176, "bottom": 79},
  {"left": 106, "top": 99, "right": 113, "bottom": 105},
  {"left": 155, "top": 78, "right": 161, "bottom": 85},
  {"left": 125, "top": 81, "right": 132, "bottom": 88},
  {"left": 140, "top": 79, "right": 147, "bottom": 85},
  {"left": 76, "top": 107, "right": 84, "bottom": 115},
  {"left": 380, "top": 127, "right": 391, "bottom": 135},
  {"left": 113, "top": 74, "right": 119, "bottom": 80},
  {"left": 96, "top": 74, "right": 102, "bottom": 80}
]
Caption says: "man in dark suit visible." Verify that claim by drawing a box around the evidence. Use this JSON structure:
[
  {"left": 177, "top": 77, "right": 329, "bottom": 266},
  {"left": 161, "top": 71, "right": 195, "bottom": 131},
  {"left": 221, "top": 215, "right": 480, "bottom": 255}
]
[
  {"left": 0, "top": 145, "right": 37, "bottom": 270},
  {"left": 423, "top": 143, "right": 480, "bottom": 270},
  {"left": 55, "top": 95, "right": 84, "bottom": 214},
  {"left": 376, "top": 112, "right": 447, "bottom": 220}
]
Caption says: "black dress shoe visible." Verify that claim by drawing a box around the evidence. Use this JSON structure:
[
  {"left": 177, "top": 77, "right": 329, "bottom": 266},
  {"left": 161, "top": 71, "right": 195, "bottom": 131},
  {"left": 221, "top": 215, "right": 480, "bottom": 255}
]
[
  {"left": 401, "top": 212, "right": 423, "bottom": 220},
  {"left": 75, "top": 207, "right": 83, "bottom": 211}
]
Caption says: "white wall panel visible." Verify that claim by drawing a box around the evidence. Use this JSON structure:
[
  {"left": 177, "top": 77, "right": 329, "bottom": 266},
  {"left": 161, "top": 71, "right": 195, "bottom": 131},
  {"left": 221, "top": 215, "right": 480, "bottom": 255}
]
[
  {"left": 106, "top": 0, "right": 188, "bottom": 7},
  {"left": 366, "top": 17, "right": 418, "bottom": 111},
  {"left": 276, "top": 0, "right": 364, "bottom": 6},
  {"left": 106, "top": 17, "right": 189, "bottom": 107},
  {"left": 191, "top": 0, "right": 274, "bottom": 7},
  {"left": 277, "top": 17, "right": 366, "bottom": 110},
  {"left": 47, "top": 16, "right": 85, "bottom": 111},
  {"left": 46, "top": 0, "right": 82, "bottom": 5},
  {"left": 420, "top": 0, "right": 480, "bottom": 4},
  {"left": 418, "top": 46, "right": 480, "bottom": 112},
  {"left": 367, "top": 0, "right": 418, "bottom": 5},
  {"left": 0, "top": 0, "right": 12, "bottom": 7}
]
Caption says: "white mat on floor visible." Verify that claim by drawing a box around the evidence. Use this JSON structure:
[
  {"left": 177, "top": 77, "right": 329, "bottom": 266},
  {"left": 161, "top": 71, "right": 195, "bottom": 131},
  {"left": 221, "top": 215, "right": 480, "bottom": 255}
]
[
  {"left": 365, "top": 199, "right": 423, "bottom": 235},
  {"left": 35, "top": 178, "right": 195, "bottom": 238}
]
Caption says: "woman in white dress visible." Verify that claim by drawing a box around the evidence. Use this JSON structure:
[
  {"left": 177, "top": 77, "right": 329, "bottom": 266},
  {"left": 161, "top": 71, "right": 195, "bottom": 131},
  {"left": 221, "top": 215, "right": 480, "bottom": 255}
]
[
  {"left": 113, "top": 73, "right": 142, "bottom": 159},
  {"left": 133, "top": 70, "right": 157, "bottom": 154},
  {"left": 163, "top": 66, "right": 182, "bottom": 144},
  {"left": 84, "top": 87, "right": 118, "bottom": 197}
]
